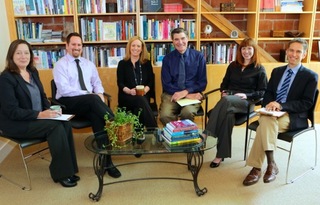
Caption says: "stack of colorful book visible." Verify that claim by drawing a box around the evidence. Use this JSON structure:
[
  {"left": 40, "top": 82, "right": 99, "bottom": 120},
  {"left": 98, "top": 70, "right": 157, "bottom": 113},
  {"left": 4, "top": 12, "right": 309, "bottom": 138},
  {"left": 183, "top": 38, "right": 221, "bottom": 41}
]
[{"left": 162, "top": 119, "right": 201, "bottom": 146}]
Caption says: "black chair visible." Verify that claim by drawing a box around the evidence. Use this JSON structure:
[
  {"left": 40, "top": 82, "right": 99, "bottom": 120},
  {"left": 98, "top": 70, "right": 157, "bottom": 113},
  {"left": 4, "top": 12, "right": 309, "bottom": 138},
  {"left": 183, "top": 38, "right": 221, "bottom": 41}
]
[
  {"left": 50, "top": 79, "right": 111, "bottom": 130},
  {"left": 0, "top": 136, "right": 49, "bottom": 190},
  {"left": 148, "top": 79, "right": 159, "bottom": 120},
  {"left": 203, "top": 88, "right": 262, "bottom": 160},
  {"left": 194, "top": 105, "right": 205, "bottom": 130},
  {"left": 246, "top": 89, "right": 318, "bottom": 183}
]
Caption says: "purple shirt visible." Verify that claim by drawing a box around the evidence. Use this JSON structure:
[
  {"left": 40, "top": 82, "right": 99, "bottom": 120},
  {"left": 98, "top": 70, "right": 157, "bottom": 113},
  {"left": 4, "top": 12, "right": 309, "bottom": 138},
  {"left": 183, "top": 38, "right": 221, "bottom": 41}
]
[{"left": 53, "top": 53, "right": 104, "bottom": 99}]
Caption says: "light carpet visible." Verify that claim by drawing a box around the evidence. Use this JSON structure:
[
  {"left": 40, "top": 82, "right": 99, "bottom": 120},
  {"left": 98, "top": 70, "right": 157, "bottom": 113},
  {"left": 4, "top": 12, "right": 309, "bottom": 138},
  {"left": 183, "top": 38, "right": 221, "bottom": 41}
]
[{"left": 1, "top": 126, "right": 320, "bottom": 205}]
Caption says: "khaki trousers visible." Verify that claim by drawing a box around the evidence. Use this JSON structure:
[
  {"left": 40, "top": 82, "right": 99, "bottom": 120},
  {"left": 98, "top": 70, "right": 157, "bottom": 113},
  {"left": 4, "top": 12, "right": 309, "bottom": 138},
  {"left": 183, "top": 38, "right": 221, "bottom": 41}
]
[
  {"left": 246, "top": 113, "right": 290, "bottom": 168},
  {"left": 159, "top": 92, "right": 200, "bottom": 126}
]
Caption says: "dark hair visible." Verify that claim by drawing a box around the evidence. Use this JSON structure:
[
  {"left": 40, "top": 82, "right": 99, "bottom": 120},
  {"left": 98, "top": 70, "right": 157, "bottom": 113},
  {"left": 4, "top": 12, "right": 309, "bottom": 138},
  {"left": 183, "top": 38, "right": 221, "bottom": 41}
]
[
  {"left": 123, "top": 36, "right": 149, "bottom": 64},
  {"left": 66, "top": 32, "right": 83, "bottom": 44},
  {"left": 5, "top": 39, "right": 35, "bottom": 74},
  {"left": 288, "top": 38, "right": 308, "bottom": 52},
  {"left": 170, "top": 27, "right": 189, "bottom": 40},
  {"left": 236, "top": 37, "right": 260, "bottom": 68}
]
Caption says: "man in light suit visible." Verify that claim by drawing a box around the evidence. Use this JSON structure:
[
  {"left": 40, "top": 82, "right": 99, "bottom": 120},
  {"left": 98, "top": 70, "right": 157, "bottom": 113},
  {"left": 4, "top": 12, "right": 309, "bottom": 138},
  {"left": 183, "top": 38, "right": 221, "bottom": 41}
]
[{"left": 243, "top": 38, "right": 318, "bottom": 186}]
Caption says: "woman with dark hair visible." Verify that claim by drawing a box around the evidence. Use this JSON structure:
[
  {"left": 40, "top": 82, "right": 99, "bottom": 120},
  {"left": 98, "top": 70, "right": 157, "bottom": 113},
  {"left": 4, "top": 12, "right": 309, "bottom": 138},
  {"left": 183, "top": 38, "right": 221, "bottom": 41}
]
[
  {"left": 116, "top": 36, "right": 157, "bottom": 129},
  {"left": 0, "top": 39, "right": 79, "bottom": 187},
  {"left": 204, "top": 38, "right": 268, "bottom": 168}
]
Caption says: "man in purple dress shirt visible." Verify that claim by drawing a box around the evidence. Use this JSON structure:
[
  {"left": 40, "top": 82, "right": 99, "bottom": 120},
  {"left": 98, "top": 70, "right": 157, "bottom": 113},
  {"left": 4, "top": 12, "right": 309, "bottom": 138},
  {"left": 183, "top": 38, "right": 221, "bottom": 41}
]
[{"left": 53, "top": 32, "right": 121, "bottom": 178}]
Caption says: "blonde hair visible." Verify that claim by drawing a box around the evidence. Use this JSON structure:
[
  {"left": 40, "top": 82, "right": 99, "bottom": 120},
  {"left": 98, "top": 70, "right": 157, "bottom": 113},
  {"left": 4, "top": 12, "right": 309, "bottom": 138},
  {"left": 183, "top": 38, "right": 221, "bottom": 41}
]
[{"left": 123, "top": 36, "right": 149, "bottom": 64}]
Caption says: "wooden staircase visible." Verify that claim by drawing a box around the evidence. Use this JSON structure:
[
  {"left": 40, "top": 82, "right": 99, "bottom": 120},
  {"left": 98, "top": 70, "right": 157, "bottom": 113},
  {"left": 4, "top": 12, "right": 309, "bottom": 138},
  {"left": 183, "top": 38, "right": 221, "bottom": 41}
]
[{"left": 185, "top": 0, "right": 277, "bottom": 63}]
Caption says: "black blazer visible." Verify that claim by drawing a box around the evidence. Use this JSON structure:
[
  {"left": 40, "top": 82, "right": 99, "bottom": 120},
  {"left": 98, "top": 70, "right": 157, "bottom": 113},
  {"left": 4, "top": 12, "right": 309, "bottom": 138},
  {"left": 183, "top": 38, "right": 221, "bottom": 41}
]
[
  {"left": 0, "top": 68, "right": 50, "bottom": 136},
  {"left": 263, "top": 65, "right": 318, "bottom": 131}
]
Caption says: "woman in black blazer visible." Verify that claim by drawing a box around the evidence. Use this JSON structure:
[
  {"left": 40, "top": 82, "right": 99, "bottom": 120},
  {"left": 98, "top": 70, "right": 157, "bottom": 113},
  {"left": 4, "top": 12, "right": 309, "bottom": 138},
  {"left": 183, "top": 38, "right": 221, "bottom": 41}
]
[{"left": 0, "top": 40, "right": 79, "bottom": 188}]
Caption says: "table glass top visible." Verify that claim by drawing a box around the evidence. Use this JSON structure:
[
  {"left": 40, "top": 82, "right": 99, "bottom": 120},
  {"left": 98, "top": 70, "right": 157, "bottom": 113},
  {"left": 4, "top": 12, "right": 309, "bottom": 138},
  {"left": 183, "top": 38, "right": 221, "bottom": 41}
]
[{"left": 84, "top": 130, "right": 217, "bottom": 155}]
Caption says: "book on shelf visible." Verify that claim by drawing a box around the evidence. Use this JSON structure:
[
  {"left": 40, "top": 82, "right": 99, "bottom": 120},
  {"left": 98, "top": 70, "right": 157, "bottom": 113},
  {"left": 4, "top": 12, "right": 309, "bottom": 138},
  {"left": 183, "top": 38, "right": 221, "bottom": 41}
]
[
  {"left": 25, "top": 0, "right": 37, "bottom": 15},
  {"left": 102, "top": 22, "right": 117, "bottom": 41},
  {"left": 260, "top": 0, "right": 275, "bottom": 12},
  {"left": 107, "top": 56, "right": 123, "bottom": 68},
  {"left": 143, "top": 0, "right": 161, "bottom": 12},
  {"left": 280, "top": 0, "right": 303, "bottom": 12},
  {"left": 13, "top": 0, "right": 27, "bottom": 15},
  {"left": 166, "top": 119, "right": 198, "bottom": 132},
  {"left": 318, "top": 41, "right": 320, "bottom": 60},
  {"left": 200, "top": 42, "right": 237, "bottom": 64},
  {"left": 256, "top": 108, "right": 286, "bottom": 117}
]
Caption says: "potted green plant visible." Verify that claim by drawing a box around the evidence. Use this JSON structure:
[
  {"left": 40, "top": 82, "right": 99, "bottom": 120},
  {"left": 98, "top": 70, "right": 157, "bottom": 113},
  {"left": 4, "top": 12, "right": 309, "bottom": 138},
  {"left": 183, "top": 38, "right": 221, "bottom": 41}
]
[{"left": 104, "top": 107, "right": 144, "bottom": 147}]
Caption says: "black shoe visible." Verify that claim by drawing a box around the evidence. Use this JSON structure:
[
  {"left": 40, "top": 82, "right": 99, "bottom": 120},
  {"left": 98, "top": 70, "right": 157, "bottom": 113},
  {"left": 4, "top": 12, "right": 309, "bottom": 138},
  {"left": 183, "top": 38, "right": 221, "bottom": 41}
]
[
  {"left": 209, "top": 158, "right": 224, "bottom": 168},
  {"left": 55, "top": 178, "right": 77, "bottom": 187},
  {"left": 69, "top": 175, "right": 80, "bottom": 182},
  {"left": 134, "top": 154, "right": 142, "bottom": 158},
  {"left": 106, "top": 166, "right": 121, "bottom": 178}
]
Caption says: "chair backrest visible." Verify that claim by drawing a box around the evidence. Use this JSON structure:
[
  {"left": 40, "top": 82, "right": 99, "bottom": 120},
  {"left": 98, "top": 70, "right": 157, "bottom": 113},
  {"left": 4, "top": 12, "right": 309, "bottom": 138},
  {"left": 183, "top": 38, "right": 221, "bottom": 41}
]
[
  {"left": 308, "top": 89, "right": 319, "bottom": 128},
  {"left": 50, "top": 79, "right": 92, "bottom": 129},
  {"left": 51, "top": 79, "right": 57, "bottom": 101},
  {"left": 148, "top": 75, "right": 158, "bottom": 117}
]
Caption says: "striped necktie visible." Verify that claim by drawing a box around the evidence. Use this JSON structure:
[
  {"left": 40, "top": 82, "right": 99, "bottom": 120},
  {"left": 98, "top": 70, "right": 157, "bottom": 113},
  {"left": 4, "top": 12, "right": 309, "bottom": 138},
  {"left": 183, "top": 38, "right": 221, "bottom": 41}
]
[{"left": 276, "top": 69, "right": 293, "bottom": 103}]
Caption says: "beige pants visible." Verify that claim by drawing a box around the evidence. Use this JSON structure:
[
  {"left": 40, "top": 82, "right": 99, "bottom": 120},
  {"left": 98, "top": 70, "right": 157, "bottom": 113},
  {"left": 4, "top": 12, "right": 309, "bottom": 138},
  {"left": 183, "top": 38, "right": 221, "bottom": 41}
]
[
  {"left": 159, "top": 92, "right": 200, "bottom": 126},
  {"left": 246, "top": 113, "right": 290, "bottom": 168}
]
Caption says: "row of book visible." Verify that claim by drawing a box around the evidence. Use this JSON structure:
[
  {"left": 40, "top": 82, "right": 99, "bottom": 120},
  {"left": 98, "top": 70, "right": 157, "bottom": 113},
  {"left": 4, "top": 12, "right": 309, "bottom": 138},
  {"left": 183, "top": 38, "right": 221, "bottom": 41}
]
[
  {"left": 79, "top": 18, "right": 135, "bottom": 42},
  {"left": 78, "top": 0, "right": 136, "bottom": 14},
  {"left": 260, "top": 0, "right": 304, "bottom": 12},
  {"left": 13, "top": 0, "right": 73, "bottom": 15},
  {"left": 32, "top": 48, "right": 66, "bottom": 69},
  {"left": 29, "top": 41, "right": 236, "bottom": 69},
  {"left": 82, "top": 46, "right": 125, "bottom": 68},
  {"left": 15, "top": 19, "right": 63, "bottom": 43},
  {"left": 161, "top": 119, "right": 201, "bottom": 146},
  {"left": 139, "top": 16, "right": 196, "bottom": 41},
  {"left": 200, "top": 42, "right": 238, "bottom": 64}
]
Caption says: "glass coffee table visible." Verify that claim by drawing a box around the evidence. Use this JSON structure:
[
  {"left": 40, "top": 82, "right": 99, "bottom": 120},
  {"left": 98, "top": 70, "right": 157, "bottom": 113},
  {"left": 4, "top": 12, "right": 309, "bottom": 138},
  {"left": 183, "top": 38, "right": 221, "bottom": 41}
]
[{"left": 84, "top": 130, "right": 217, "bottom": 202}]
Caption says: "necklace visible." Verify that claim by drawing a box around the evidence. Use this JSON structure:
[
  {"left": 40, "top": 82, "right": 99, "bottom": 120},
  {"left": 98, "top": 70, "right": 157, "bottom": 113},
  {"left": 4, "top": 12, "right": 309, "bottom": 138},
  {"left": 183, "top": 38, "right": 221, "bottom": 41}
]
[{"left": 133, "top": 61, "right": 142, "bottom": 85}]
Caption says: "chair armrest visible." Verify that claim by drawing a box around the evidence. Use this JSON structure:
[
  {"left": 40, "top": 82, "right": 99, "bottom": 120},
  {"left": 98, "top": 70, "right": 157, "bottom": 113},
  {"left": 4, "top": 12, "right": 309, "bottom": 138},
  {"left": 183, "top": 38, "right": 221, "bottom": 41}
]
[
  {"left": 203, "top": 88, "right": 220, "bottom": 99},
  {"left": 103, "top": 92, "right": 112, "bottom": 107},
  {"left": 48, "top": 97, "right": 67, "bottom": 110},
  {"left": 203, "top": 88, "right": 220, "bottom": 126},
  {"left": 248, "top": 98, "right": 263, "bottom": 105}
]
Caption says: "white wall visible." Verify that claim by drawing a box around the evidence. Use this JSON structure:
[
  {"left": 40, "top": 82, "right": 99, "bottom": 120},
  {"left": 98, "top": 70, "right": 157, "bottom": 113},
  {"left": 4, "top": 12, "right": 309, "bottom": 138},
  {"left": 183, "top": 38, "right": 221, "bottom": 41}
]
[
  {"left": 0, "top": 0, "right": 12, "bottom": 162},
  {"left": 0, "top": 0, "right": 10, "bottom": 71}
]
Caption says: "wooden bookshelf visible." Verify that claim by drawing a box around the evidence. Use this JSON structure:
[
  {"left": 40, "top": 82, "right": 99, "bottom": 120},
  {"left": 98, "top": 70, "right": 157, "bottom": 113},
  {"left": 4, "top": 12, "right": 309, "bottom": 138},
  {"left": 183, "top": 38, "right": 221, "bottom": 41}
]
[{"left": 5, "top": 0, "right": 320, "bottom": 116}]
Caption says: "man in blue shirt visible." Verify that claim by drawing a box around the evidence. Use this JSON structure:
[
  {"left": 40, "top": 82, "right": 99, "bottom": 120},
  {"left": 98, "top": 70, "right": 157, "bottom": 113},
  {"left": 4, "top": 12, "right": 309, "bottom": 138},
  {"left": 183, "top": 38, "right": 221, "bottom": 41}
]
[{"left": 159, "top": 28, "right": 207, "bottom": 126}]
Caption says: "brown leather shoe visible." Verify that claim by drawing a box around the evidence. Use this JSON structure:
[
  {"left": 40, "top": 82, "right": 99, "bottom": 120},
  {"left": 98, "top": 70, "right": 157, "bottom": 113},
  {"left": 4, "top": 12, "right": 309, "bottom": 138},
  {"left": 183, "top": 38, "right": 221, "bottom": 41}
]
[
  {"left": 243, "top": 168, "right": 261, "bottom": 186},
  {"left": 263, "top": 163, "right": 279, "bottom": 183}
]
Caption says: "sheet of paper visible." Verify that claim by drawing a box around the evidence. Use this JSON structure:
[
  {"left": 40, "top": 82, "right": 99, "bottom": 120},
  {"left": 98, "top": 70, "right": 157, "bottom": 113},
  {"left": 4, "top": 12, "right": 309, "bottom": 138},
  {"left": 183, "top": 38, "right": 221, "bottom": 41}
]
[
  {"left": 40, "top": 114, "right": 74, "bottom": 121},
  {"left": 256, "top": 108, "right": 286, "bottom": 117},
  {"left": 177, "top": 98, "right": 201, "bottom": 107}
]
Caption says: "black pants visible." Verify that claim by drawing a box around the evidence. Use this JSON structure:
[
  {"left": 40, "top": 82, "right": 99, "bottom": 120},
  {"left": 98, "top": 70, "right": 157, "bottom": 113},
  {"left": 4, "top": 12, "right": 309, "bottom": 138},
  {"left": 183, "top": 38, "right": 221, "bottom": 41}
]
[
  {"left": 205, "top": 95, "right": 251, "bottom": 158},
  {"left": 58, "top": 94, "right": 114, "bottom": 133},
  {"left": 10, "top": 120, "right": 78, "bottom": 181},
  {"left": 119, "top": 95, "right": 157, "bottom": 129},
  {"left": 59, "top": 94, "right": 115, "bottom": 166}
]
